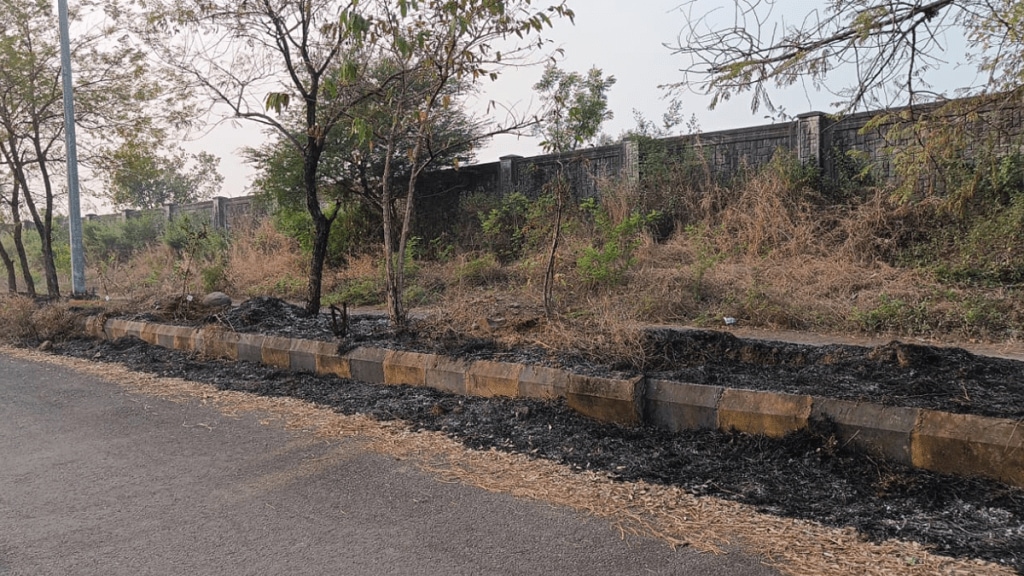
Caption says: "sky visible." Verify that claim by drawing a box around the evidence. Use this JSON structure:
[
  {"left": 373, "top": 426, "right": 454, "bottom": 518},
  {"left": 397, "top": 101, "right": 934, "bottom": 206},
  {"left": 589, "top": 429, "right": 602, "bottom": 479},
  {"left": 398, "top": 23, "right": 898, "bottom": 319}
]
[{"left": 176, "top": 0, "right": 968, "bottom": 200}]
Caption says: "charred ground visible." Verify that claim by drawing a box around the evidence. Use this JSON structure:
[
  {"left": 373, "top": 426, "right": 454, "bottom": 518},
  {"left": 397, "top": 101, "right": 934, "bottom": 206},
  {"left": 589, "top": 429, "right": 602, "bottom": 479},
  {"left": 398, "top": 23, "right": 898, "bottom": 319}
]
[{"left": 51, "top": 297, "right": 1024, "bottom": 571}]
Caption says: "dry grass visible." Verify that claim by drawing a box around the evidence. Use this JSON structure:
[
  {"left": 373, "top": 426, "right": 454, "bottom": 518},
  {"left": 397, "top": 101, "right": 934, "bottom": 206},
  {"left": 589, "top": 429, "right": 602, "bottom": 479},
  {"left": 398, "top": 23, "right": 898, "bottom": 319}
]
[
  {"left": 0, "top": 295, "right": 82, "bottom": 344},
  {"left": 3, "top": 345, "right": 1012, "bottom": 576},
  {"left": 76, "top": 157, "right": 1024, "bottom": 356},
  {"left": 0, "top": 294, "right": 38, "bottom": 343},
  {"left": 226, "top": 220, "right": 308, "bottom": 300}
]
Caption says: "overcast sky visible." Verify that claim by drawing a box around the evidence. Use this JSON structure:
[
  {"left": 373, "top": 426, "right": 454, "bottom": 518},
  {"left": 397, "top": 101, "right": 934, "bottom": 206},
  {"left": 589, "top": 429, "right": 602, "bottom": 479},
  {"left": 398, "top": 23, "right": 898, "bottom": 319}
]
[{"left": 174, "top": 0, "right": 968, "bottom": 200}]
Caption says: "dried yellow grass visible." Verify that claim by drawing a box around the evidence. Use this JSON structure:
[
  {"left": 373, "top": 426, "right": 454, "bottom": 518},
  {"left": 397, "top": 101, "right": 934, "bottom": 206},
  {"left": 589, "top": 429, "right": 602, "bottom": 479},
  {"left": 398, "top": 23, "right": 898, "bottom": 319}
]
[
  {"left": 3, "top": 345, "right": 1011, "bottom": 576},
  {"left": 227, "top": 220, "right": 308, "bottom": 300}
]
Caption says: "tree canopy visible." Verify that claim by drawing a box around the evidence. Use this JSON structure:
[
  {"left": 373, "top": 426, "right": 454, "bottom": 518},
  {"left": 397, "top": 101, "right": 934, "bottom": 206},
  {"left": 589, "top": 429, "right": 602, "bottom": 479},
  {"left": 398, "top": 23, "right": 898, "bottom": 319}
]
[
  {"left": 100, "top": 139, "right": 223, "bottom": 209},
  {"left": 670, "top": 0, "right": 1024, "bottom": 114},
  {"left": 0, "top": 0, "right": 184, "bottom": 296},
  {"left": 533, "top": 64, "right": 616, "bottom": 153},
  {"left": 139, "top": 0, "right": 574, "bottom": 318},
  {"left": 670, "top": 1, "right": 1024, "bottom": 207}
]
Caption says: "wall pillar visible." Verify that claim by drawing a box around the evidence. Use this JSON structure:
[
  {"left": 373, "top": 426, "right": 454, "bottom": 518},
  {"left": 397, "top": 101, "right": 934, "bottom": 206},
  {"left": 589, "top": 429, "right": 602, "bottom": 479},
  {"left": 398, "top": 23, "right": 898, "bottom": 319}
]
[
  {"left": 622, "top": 140, "right": 639, "bottom": 192},
  {"left": 211, "top": 196, "right": 228, "bottom": 230},
  {"left": 796, "top": 112, "right": 831, "bottom": 170},
  {"left": 499, "top": 155, "right": 522, "bottom": 197}
]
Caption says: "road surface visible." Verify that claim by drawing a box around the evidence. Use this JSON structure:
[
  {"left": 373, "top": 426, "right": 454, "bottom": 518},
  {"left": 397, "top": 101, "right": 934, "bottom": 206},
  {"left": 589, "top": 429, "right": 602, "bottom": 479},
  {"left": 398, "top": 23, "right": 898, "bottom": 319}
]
[{"left": 0, "top": 352, "right": 777, "bottom": 576}]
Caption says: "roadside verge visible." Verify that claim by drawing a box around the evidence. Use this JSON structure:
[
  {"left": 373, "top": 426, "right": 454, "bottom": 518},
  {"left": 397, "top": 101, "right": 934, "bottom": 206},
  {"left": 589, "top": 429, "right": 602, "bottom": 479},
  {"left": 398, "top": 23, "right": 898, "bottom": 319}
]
[{"left": 87, "top": 316, "right": 1024, "bottom": 488}]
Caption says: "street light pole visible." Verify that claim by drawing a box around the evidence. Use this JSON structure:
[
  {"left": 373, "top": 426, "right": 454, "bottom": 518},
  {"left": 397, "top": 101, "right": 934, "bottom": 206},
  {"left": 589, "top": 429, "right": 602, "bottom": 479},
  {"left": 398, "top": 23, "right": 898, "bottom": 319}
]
[{"left": 57, "top": 0, "right": 87, "bottom": 297}]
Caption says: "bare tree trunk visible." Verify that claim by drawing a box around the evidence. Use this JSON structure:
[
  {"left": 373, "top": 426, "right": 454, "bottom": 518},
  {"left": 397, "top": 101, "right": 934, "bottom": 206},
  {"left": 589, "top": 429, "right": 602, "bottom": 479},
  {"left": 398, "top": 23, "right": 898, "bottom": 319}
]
[
  {"left": 24, "top": 156, "right": 59, "bottom": 298},
  {"left": 382, "top": 189, "right": 402, "bottom": 327},
  {"left": 12, "top": 221, "right": 34, "bottom": 297},
  {"left": 0, "top": 237, "right": 16, "bottom": 293},
  {"left": 302, "top": 146, "right": 333, "bottom": 318},
  {"left": 543, "top": 171, "right": 567, "bottom": 319}
]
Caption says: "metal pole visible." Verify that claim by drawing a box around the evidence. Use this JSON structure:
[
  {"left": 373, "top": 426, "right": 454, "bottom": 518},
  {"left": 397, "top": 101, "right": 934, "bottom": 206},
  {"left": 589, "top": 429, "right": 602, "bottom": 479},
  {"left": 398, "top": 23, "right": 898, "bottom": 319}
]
[{"left": 57, "top": 0, "right": 87, "bottom": 297}]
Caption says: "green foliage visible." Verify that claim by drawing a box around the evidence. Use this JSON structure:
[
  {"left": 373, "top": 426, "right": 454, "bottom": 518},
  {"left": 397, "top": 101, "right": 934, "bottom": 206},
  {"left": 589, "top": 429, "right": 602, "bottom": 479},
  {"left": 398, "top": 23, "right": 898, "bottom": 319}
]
[
  {"left": 853, "top": 294, "right": 930, "bottom": 333},
  {"left": 479, "top": 192, "right": 556, "bottom": 262},
  {"left": 455, "top": 253, "right": 503, "bottom": 286},
  {"left": 163, "top": 216, "right": 226, "bottom": 258},
  {"left": 272, "top": 203, "right": 380, "bottom": 266},
  {"left": 575, "top": 198, "right": 659, "bottom": 288},
  {"left": 83, "top": 214, "right": 164, "bottom": 265},
  {"left": 200, "top": 263, "right": 228, "bottom": 292},
  {"left": 162, "top": 215, "right": 228, "bottom": 295},
  {"left": 763, "top": 149, "right": 820, "bottom": 191},
  {"left": 99, "top": 138, "right": 224, "bottom": 209},
  {"left": 685, "top": 224, "right": 726, "bottom": 301},
  {"left": 533, "top": 64, "right": 616, "bottom": 153},
  {"left": 327, "top": 278, "right": 383, "bottom": 307}
]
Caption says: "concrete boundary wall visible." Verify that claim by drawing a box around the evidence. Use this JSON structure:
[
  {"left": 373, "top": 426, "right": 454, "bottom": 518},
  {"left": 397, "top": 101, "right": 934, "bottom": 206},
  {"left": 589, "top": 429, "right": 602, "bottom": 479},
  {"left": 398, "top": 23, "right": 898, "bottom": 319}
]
[{"left": 90, "top": 317, "right": 1024, "bottom": 488}]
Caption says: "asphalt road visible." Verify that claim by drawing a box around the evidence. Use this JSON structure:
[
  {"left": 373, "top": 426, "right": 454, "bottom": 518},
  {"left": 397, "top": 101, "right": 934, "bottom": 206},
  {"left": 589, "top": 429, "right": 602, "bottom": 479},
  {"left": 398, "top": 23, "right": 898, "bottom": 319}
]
[{"left": 0, "top": 352, "right": 778, "bottom": 576}]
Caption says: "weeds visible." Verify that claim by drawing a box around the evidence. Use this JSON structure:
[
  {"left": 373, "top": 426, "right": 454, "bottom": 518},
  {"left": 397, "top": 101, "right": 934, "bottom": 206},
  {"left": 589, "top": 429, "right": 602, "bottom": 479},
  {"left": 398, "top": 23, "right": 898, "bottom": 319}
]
[{"left": 31, "top": 139, "right": 1024, "bottom": 351}]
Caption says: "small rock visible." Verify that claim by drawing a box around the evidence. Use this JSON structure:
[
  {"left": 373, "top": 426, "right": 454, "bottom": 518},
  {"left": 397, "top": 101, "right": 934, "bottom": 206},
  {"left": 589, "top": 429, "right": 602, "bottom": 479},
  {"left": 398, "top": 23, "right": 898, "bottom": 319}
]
[
  {"left": 37, "top": 340, "right": 53, "bottom": 352},
  {"left": 202, "top": 292, "right": 232, "bottom": 308},
  {"left": 483, "top": 317, "right": 506, "bottom": 331}
]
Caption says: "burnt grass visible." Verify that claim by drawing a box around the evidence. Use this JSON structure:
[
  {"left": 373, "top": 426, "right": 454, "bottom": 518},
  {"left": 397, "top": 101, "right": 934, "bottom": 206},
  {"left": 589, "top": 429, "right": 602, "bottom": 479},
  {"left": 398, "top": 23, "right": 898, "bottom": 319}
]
[{"left": 60, "top": 296, "right": 1024, "bottom": 570}]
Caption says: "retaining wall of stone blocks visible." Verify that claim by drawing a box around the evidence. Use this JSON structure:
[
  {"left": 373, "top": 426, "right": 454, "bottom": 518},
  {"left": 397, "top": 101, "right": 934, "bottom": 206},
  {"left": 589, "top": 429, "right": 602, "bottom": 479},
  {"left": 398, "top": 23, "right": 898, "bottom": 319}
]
[{"left": 91, "top": 317, "right": 1024, "bottom": 488}]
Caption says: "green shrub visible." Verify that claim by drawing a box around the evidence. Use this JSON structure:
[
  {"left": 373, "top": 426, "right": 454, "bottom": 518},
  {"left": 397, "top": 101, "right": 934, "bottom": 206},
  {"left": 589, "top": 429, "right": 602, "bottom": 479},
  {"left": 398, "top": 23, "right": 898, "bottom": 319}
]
[
  {"left": 575, "top": 198, "right": 658, "bottom": 288},
  {"left": 83, "top": 214, "right": 164, "bottom": 265},
  {"left": 327, "top": 278, "right": 383, "bottom": 306},
  {"left": 455, "top": 254, "right": 504, "bottom": 286},
  {"left": 479, "top": 192, "right": 557, "bottom": 263},
  {"left": 853, "top": 294, "right": 930, "bottom": 333},
  {"left": 273, "top": 202, "right": 380, "bottom": 266}
]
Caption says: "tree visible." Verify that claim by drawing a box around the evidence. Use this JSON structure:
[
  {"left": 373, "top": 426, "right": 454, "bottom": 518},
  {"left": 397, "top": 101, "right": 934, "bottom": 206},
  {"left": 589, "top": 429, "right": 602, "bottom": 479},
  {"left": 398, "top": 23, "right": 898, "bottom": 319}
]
[
  {"left": 139, "top": 0, "right": 391, "bottom": 316},
  {"left": 531, "top": 63, "right": 615, "bottom": 317},
  {"left": 350, "top": 0, "right": 575, "bottom": 327},
  {"left": 245, "top": 59, "right": 481, "bottom": 263},
  {"left": 0, "top": 176, "right": 20, "bottom": 293},
  {"left": 0, "top": 0, "right": 181, "bottom": 298},
  {"left": 142, "top": 0, "right": 572, "bottom": 320},
  {"left": 669, "top": 1, "right": 1024, "bottom": 205},
  {"left": 99, "top": 138, "right": 223, "bottom": 209},
  {"left": 533, "top": 64, "right": 616, "bottom": 152}
]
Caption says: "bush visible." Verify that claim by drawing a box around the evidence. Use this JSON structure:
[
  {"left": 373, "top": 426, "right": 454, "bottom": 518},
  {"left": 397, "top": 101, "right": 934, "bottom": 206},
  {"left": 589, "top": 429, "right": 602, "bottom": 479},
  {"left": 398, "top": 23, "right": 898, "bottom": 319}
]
[
  {"left": 273, "top": 202, "right": 381, "bottom": 266},
  {"left": 0, "top": 295, "right": 37, "bottom": 343},
  {"left": 574, "top": 197, "right": 658, "bottom": 288},
  {"left": 83, "top": 214, "right": 164, "bottom": 265},
  {"left": 327, "top": 278, "right": 383, "bottom": 307},
  {"left": 479, "top": 192, "right": 557, "bottom": 263},
  {"left": 454, "top": 254, "right": 505, "bottom": 286}
]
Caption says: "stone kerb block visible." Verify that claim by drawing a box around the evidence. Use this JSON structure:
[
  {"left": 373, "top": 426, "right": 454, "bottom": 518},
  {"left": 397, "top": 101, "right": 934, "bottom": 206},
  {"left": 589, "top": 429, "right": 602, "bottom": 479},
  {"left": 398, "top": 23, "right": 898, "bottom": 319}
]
[
  {"left": 384, "top": 350, "right": 433, "bottom": 387},
  {"left": 155, "top": 325, "right": 198, "bottom": 352},
  {"left": 315, "top": 345, "right": 351, "bottom": 379},
  {"left": 566, "top": 373, "right": 645, "bottom": 426},
  {"left": 289, "top": 339, "right": 332, "bottom": 374},
  {"left": 261, "top": 335, "right": 294, "bottom": 369},
  {"left": 812, "top": 398, "right": 920, "bottom": 466},
  {"left": 235, "top": 333, "right": 266, "bottom": 363},
  {"left": 104, "top": 318, "right": 140, "bottom": 340},
  {"left": 912, "top": 410, "right": 1024, "bottom": 488},
  {"left": 121, "top": 320, "right": 145, "bottom": 340},
  {"left": 644, "top": 380, "right": 723, "bottom": 432},
  {"left": 519, "top": 365, "right": 569, "bottom": 400},
  {"left": 84, "top": 316, "right": 106, "bottom": 339},
  {"left": 467, "top": 360, "right": 523, "bottom": 398},
  {"left": 199, "top": 328, "right": 240, "bottom": 360},
  {"left": 139, "top": 324, "right": 161, "bottom": 346},
  {"left": 717, "top": 389, "right": 812, "bottom": 438},
  {"left": 425, "top": 356, "right": 470, "bottom": 396},
  {"left": 346, "top": 347, "right": 388, "bottom": 384}
]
